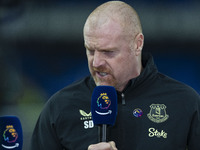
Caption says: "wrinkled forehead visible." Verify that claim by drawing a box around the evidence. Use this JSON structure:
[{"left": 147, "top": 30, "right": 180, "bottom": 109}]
[
  {"left": 84, "top": 18, "right": 128, "bottom": 51},
  {"left": 84, "top": 16, "right": 122, "bottom": 36}
]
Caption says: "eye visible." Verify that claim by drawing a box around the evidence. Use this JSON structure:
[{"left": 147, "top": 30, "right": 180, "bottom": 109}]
[
  {"left": 103, "top": 50, "right": 112, "bottom": 53},
  {"left": 102, "top": 50, "right": 115, "bottom": 57}
]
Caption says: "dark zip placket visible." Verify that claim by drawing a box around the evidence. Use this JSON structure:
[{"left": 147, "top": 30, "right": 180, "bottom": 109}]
[
  {"left": 121, "top": 93, "right": 126, "bottom": 105},
  {"left": 119, "top": 80, "right": 133, "bottom": 105},
  {"left": 117, "top": 92, "right": 126, "bottom": 149}
]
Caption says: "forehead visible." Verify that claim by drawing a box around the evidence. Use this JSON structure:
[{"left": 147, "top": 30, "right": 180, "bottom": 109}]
[
  {"left": 85, "top": 17, "right": 123, "bottom": 35},
  {"left": 84, "top": 19, "right": 127, "bottom": 50}
]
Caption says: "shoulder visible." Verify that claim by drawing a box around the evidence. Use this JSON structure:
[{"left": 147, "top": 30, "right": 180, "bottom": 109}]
[
  {"left": 41, "top": 76, "right": 95, "bottom": 119},
  {"left": 49, "top": 76, "right": 95, "bottom": 104},
  {"left": 156, "top": 72, "right": 200, "bottom": 102}
]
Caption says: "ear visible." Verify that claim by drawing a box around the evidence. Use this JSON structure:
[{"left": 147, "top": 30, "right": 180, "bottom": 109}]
[{"left": 135, "top": 33, "right": 144, "bottom": 56}]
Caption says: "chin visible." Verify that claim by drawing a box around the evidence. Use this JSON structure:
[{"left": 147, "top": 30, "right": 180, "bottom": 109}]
[
  {"left": 92, "top": 75, "right": 116, "bottom": 86},
  {"left": 95, "top": 80, "right": 116, "bottom": 87}
]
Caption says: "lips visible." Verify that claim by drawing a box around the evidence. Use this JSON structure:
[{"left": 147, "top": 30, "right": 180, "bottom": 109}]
[
  {"left": 92, "top": 68, "right": 116, "bottom": 87},
  {"left": 95, "top": 71, "right": 109, "bottom": 79},
  {"left": 93, "top": 67, "right": 110, "bottom": 78},
  {"left": 98, "top": 72, "right": 108, "bottom": 77}
]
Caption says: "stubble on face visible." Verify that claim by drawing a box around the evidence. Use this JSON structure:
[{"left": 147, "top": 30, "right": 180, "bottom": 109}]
[{"left": 91, "top": 65, "right": 117, "bottom": 87}]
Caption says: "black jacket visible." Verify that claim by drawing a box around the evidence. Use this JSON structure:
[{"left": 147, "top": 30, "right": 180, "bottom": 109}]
[{"left": 31, "top": 53, "right": 200, "bottom": 150}]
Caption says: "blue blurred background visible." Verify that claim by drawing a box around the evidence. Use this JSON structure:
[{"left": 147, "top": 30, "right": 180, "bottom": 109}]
[{"left": 0, "top": 0, "right": 200, "bottom": 149}]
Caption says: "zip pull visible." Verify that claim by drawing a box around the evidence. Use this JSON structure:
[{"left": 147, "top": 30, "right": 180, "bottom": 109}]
[{"left": 121, "top": 93, "right": 126, "bottom": 105}]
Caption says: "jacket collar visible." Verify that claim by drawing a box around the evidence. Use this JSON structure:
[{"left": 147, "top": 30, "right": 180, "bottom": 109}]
[{"left": 127, "top": 52, "right": 158, "bottom": 92}]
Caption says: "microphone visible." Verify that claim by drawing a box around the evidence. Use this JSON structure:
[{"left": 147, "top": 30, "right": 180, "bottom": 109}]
[
  {"left": 91, "top": 86, "right": 117, "bottom": 142},
  {"left": 0, "top": 116, "right": 23, "bottom": 150}
]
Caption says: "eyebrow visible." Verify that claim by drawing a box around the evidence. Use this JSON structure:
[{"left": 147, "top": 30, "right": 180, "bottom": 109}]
[
  {"left": 85, "top": 44, "right": 116, "bottom": 52},
  {"left": 84, "top": 43, "right": 93, "bottom": 50},
  {"left": 85, "top": 45, "right": 90, "bottom": 50}
]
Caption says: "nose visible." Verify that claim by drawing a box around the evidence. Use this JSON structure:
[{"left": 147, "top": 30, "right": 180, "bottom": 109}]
[{"left": 92, "top": 51, "right": 105, "bottom": 68}]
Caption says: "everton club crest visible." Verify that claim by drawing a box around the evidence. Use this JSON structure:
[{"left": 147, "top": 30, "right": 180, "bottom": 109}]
[{"left": 147, "top": 104, "right": 169, "bottom": 123}]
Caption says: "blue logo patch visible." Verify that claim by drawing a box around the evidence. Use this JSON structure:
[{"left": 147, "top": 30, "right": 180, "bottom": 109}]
[{"left": 133, "top": 108, "right": 143, "bottom": 118}]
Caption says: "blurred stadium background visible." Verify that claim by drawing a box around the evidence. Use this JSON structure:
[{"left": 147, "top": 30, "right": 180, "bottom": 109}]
[{"left": 0, "top": 0, "right": 200, "bottom": 149}]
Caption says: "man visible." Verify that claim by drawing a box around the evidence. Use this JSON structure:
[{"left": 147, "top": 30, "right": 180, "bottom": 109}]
[{"left": 31, "top": 1, "right": 200, "bottom": 150}]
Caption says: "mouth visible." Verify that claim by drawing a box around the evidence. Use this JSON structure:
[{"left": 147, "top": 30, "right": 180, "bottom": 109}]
[
  {"left": 92, "top": 69, "right": 116, "bottom": 86},
  {"left": 97, "top": 72, "right": 108, "bottom": 77},
  {"left": 92, "top": 67, "right": 110, "bottom": 79}
]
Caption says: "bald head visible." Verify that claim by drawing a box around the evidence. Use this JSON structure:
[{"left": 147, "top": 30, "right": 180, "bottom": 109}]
[{"left": 84, "top": 1, "right": 142, "bottom": 38}]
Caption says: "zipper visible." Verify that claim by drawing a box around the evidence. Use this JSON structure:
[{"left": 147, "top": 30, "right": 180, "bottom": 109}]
[{"left": 121, "top": 93, "right": 126, "bottom": 105}]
